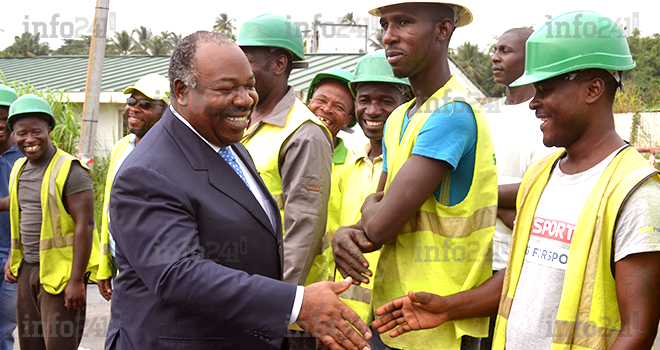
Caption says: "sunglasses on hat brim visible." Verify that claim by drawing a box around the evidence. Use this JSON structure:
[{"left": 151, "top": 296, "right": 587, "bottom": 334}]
[{"left": 126, "top": 97, "right": 166, "bottom": 110}]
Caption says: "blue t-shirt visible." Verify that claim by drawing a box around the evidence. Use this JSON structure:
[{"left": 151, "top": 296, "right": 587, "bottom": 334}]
[
  {"left": 0, "top": 144, "right": 25, "bottom": 258},
  {"left": 383, "top": 101, "right": 477, "bottom": 206}
]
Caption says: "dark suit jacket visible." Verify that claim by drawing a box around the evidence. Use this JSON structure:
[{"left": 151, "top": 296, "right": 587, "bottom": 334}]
[{"left": 105, "top": 109, "right": 297, "bottom": 350}]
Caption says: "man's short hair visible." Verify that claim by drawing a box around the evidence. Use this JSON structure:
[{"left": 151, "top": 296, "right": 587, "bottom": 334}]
[
  {"left": 502, "top": 27, "right": 534, "bottom": 42},
  {"left": 573, "top": 68, "right": 619, "bottom": 102},
  {"left": 169, "top": 31, "right": 234, "bottom": 93}
]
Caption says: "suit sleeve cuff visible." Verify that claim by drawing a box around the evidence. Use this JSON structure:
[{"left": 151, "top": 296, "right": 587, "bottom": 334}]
[{"left": 288, "top": 285, "right": 305, "bottom": 325}]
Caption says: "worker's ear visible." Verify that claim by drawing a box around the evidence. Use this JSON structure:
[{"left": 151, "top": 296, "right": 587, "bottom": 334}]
[
  {"left": 436, "top": 18, "right": 454, "bottom": 44},
  {"left": 584, "top": 77, "right": 606, "bottom": 105},
  {"left": 273, "top": 54, "right": 288, "bottom": 76}
]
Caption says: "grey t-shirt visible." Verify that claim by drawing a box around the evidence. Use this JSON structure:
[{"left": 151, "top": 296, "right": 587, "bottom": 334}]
[
  {"left": 506, "top": 151, "right": 660, "bottom": 349},
  {"left": 18, "top": 147, "right": 93, "bottom": 264}
]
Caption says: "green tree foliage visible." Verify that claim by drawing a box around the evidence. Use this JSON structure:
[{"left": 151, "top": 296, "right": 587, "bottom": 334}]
[
  {"left": 107, "top": 30, "right": 138, "bottom": 55},
  {"left": 131, "top": 26, "right": 152, "bottom": 54},
  {"left": 450, "top": 42, "right": 501, "bottom": 96},
  {"left": 213, "top": 12, "right": 236, "bottom": 40},
  {"left": 615, "top": 29, "right": 660, "bottom": 112},
  {"left": 168, "top": 32, "right": 183, "bottom": 47},
  {"left": 369, "top": 28, "right": 384, "bottom": 50},
  {"left": 53, "top": 35, "right": 91, "bottom": 56},
  {"left": 90, "top": 151, "right": 110, "bottom": 227},
  {"left": 143, "top": 35, "right": 172, "bottom": 56},
  {"left": 340, "top": 12, "right": 357, "bottom": 25},
  {"left": 106, "top": 28, "right": 180, "bottom": 56},
  {"left": 1, "top": 32, "right": 51, "bottom": 57}
]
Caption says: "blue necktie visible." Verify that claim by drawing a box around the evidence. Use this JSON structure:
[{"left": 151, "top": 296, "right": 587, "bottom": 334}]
[{"left": 218, "top": 147, "right": 250, "bottom": 189}]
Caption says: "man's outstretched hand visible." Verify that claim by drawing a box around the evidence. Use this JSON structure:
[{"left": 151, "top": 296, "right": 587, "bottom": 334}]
[
  {"left": 297, "top": 277, "right": 372, "bottom": 350},
  {"left": 333, "top": 224, "right": 381, "bottom": 286},
  {"left": 371, "top": 291, "right": 449, "bottom": 338}
]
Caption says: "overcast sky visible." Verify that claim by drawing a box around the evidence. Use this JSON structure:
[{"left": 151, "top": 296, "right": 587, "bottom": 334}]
[{"left": 2, "top": 1, "right": 659, "bottom": 53}]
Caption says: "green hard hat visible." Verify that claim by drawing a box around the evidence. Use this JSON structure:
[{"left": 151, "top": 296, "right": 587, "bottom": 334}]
[
  {"left": 306, "top": 68, "right": 353, "bottom": 104},
  {"left": 237, "top": 14, "right": 306, "bottom": 65},
  {"left": 511, "top": 11, "right": 635, "bottom": 87},
  {"left": 349, "top": 50, "right": 411, "bottom": 97},
  {"left": 0, "top": 85, "right": 19, "bottom": 107},
  {"left": 7, "top": 94, "right": 55, "bottom": 131},
  {"left": 306, "top": 68, "right": 356, "bottom": 127}
]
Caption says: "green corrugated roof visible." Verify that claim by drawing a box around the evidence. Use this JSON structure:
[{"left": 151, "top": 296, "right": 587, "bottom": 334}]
[
  {"left": 0, "top": 53, "right": 487, "bottom": 97},
  {"left": 0, "top": 54, "right": 363, "bottom": 93}
]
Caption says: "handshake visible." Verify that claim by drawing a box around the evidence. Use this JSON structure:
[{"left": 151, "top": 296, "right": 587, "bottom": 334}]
[{"left": 297, "top": 276, "right": 372, "bottom": 350}]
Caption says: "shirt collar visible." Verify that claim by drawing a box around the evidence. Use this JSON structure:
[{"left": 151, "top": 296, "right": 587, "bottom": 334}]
[
  {"left": 354, "top": 141, "right": 382, "bottom": 164},
  {"left": 127, "top": 133, "right": 137, "bottom": 146},
  {"left": 170, "top": 105, "right": 223, "bottom": 153},
  {"left": 332, "top": 138, "right": 348, "bottom": 164}
]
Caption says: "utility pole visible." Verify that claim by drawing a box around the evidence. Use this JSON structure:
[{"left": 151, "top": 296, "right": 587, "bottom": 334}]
[{"left": 78, "top": 0, "right": 110, "bottom": 171}]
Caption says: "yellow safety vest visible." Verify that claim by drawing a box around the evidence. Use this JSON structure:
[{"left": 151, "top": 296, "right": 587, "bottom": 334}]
[
  {"left": 98, "top": 134, "right": 133, "bottom": 280},
  {"left": 326, "top": 138, "right": 352, "bottom": 236},
  {"left": 305, "top": 138, "right": 353, "bottom": 286},
  {"left": 9, "top": 148, "right": 101, "bottom": 295},
  {"left": 374, "top": 76, "right": 498, "bottom": 350},
  {"left": 241, "top": 98, "right": 329, "bottom": 235},
  {"left": 493, "top": 146, "right": 660, "bottom": 350},
  {"left": 333, "top": 145, "right": 383, "bottom": 324}
]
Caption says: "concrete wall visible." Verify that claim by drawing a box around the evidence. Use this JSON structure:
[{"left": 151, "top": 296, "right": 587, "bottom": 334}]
[
  {"left": 96, "top": 102, "right": 126, "bottom": 156},
  {"left": 69, "top": 92, "right": 127, "bottom": 159},
  {"left": 614, "top": 111, "right": 660, "bottom": 147}
]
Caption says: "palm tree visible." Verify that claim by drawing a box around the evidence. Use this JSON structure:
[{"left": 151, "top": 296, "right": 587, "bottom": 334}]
[
  {"left": 107, "top": 30, "right": 136, "bottom": 55},
  {"left": 13, "top": 33, "right": 35, "bottom": 56},
  {"left": 451, "top": 42, "right": 490, "bottom": 85},
  {"left": 168, "top": 33, "right": 183, "bottom": 48},
  {"left": 145, "top": 35, "right": 171, "bottom": 56},
  {"left": 3, "top": 32, "right": 51, "bottom": 57},
  {"left": 340, "top": 12, "right": 357, "bottom": 25},
  {"left": 213, "top": 13, "right": 236, "bottom": 39},
  {"left": 132, "top": 26, "right": 153, "bottom": 52},
  {"left": 369, "top": 28, "right": 384, "bottom": 50},
  {"left": 32, "top": 35, "right": 51, "bottom": 56}
]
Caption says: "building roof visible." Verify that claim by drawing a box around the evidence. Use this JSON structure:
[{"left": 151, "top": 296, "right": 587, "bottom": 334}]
[{"left": 0, "top": 53, "right": 486, "bottom": 101}]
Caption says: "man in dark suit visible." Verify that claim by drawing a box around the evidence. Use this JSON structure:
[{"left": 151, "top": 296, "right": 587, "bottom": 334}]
[{"left": 104, "top": 31, "right": 372, "bottom": 350}]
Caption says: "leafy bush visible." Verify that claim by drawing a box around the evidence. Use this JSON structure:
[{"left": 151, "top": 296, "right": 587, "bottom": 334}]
[{"left": 91, "top": 153, "right": 110, "bottom": 227}]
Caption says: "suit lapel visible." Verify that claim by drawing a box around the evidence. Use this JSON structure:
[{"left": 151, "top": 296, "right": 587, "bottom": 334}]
[
  {"left": 205, "top": 148, "right": 276, "bottom": 237},
  {"left": 162, "top": 109, "right": 276, "bottom": 237},
  {"left": 232, "top": 143, "right": 282, "bottom": 236}
]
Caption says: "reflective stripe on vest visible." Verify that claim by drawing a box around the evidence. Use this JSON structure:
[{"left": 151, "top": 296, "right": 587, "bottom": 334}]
[
  {"left": 374, "top": 76, "right": 498, "bottom": 350},
  {"left": 241, "top": 98, "right": 329, "bottom": 235},
  {"left": 98, "top": 134, "right": 133, "bottom": 280},
  {"left": 493, "top": 147, "right": 659, "bottom": 350},
  {"left": 9, "top": 149, "right": 101, "bottom": 294}
]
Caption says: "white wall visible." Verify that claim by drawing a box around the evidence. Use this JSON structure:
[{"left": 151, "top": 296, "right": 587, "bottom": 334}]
[
  {"left": 69, "top": 92, "right": 127, "bottom": 159},
  {"left": 96, "top": 103, "right": 125, "bottom": 156},
  {"left": 614, "top": 111, "right": 660, "bottom": 147}
]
